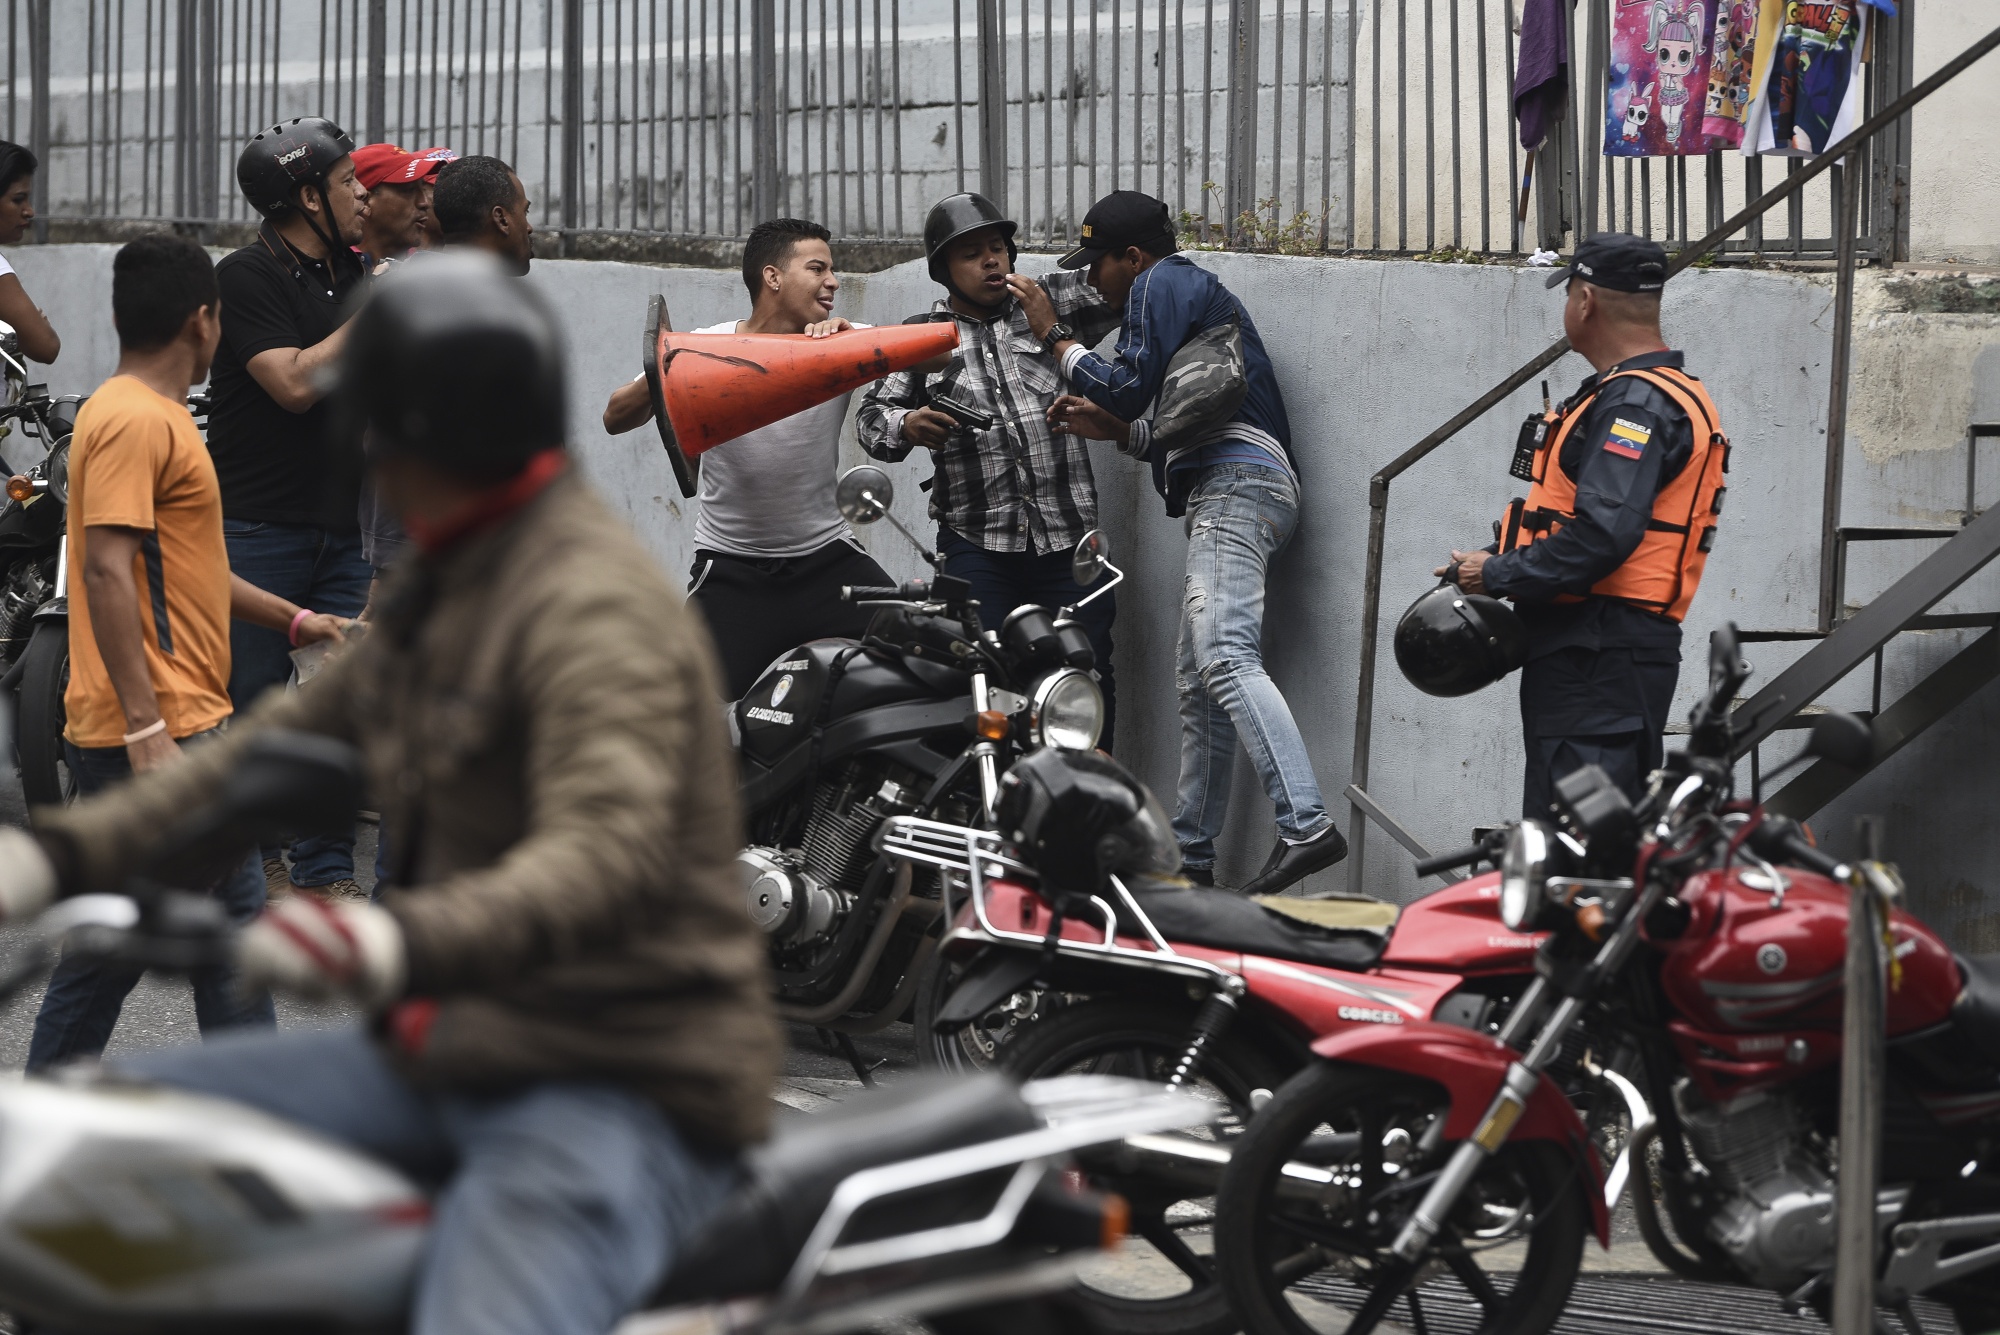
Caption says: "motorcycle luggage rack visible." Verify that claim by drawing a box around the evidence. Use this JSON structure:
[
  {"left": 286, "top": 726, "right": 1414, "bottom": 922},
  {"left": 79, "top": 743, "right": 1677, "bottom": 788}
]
[{"left": 879, "top": 816, "right": 1235, "bottom": 987}]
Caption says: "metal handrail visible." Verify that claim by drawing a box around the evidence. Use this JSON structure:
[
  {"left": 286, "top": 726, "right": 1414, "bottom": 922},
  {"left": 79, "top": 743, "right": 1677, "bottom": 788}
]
[{"left": 1344, "top": 20, "right": 2000, "bottom": 886}]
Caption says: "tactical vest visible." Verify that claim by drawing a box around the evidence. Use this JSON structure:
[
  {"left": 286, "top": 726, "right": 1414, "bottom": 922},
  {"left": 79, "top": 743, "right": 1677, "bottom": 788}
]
[{"left": 1498, "top": 366, "right": 1728, "bottom": 624}]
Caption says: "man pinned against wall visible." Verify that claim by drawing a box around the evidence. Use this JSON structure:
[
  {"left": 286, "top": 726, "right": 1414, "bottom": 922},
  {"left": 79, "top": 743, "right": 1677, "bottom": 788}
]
[
  {"left": 1439, "top": 232, "right": 1730, "bottom": 817},
  {"left": 855, "top": 193, "right": 1123, "bottom": 739},
  {"left": 603, "top": 218, "right": 898, "bottom": 700},
  {"left": 1023, "top": 190, "right": 1345, "bottom": 895}
]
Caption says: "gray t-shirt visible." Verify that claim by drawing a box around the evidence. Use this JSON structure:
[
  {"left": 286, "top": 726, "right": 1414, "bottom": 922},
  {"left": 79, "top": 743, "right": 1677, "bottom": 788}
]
[{"left": 690, "top": 319, "right": 860, "bottom": 559}]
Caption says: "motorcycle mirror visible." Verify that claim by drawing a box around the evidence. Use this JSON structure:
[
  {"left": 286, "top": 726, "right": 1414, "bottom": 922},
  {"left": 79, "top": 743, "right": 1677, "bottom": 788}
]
[
  {"left": 1708, "top": 623, "right": 1749, "bottom": 701},
  {"left": 836, "top": 465, "right": 895, "bottom": 525},
  {"left": 1804, "top": 711, "right": 1873, "bottom": 771},
  {"left": 1072, "top": 530, "right": 1109, "bottom": 587}
]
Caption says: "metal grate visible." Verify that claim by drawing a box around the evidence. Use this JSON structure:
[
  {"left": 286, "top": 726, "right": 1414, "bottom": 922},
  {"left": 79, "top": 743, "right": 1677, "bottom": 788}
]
[
  {"left": 1, "top": 0, "right": 1915, "bottom": 258},
  {"left": 1294, "top": 1272, "right": 1962, "bottom": 1335}
]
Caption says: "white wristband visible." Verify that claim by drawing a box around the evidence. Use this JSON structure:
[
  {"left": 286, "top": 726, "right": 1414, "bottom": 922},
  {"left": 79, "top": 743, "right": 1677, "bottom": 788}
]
[{"left": 122, "top": 718, "right": 169, "bottom": 745}]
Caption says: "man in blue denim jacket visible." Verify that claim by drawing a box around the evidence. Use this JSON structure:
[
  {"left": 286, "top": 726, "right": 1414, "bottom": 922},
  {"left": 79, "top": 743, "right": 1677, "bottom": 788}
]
[{"left": 1012, "top": 191, "right": 1346, "bottom": 895}]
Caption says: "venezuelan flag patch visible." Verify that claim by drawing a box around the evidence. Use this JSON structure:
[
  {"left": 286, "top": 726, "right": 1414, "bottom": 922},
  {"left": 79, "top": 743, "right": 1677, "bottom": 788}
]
[{"left": 1603, "top": 417, "right": 1651, "bottom": 459}]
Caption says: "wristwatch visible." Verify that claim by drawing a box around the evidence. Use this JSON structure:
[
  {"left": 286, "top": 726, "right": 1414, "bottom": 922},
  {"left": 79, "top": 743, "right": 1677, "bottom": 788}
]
[{"left": 1043, "top": 321, "right": 1075, "bottom": 354}]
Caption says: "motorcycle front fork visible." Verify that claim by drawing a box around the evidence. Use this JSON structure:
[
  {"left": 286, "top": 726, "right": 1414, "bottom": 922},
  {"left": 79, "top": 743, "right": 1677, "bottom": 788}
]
[
  {"left": 1390, "top": 881, "right": 1659, "bottom": 1261},
  {"left": 969, "top": 671, "right": 1000, "bottom": 821}
]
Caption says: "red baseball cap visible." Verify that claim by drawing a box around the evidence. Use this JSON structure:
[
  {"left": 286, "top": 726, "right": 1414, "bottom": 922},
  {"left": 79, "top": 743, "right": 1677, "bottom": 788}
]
[
  {"left": 410, "top": 146, "right": 461, "bottom": 181},
  {"left": 352, "top": 142, "right": 432, "bottom": 189}
]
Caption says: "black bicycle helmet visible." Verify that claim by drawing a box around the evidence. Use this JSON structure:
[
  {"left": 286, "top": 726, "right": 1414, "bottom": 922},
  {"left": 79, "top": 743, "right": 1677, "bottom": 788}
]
[
  {"left": 238, "top": 117, "right": 355, "bottom": 218},
  {"left": 1394, "top": 581, "right": 1528, "bottom": 697},
  {"left": 334, "top": 252, "right": 567, "bottom": 482},
  {"left": 924, "top": 192, "right": 1018, "bottom": 286},
  {"left": 998, "top": 748, "right": 1179, "bottom": 901}
]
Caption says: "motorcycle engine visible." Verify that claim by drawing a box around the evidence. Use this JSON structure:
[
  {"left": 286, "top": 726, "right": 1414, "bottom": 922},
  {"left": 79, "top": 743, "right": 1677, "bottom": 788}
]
[
  {"left": 740, "top": 756, "right": 926, "bottom": 953},
  {"left": 1675, "top": 1081, "right": 1836, "bottom": 1289},
  {"left": 740, "top": 848, "right": 849, "bottom": 948},
  {"left": 0, "top": 560, "right": 51, "bottom": 657}
]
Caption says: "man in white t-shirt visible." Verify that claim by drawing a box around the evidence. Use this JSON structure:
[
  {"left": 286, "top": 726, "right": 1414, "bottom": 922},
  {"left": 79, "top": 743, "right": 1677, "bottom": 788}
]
[{"left": 603, "top": 218, "right": 894, "bottom": 699}]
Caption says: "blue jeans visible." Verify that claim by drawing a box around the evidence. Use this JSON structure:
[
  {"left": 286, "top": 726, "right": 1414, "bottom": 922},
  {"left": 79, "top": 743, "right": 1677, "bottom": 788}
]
[
  {"left": 938, "top": 525, "right": 1118, "bottom": 746},
  {"left": 1173, "top": 464, "right": 1330, "bottom": 870},
  {"left": 120, "top": 1026, "right": 740, "bottom": 1335},
  {"left": 25, "top": 732, "right": 276, "bottom": 1072},
  {"left": 224, "top": 519, "right": 371, "bottom": 886}
]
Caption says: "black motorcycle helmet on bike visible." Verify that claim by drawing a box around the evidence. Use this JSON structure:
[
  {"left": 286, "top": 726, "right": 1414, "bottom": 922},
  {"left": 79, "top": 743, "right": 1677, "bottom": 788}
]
[
  {"left": 1393, "top": 581, "right": 1527, "bottom": 697},
  {"left": 333, "top": 251, "right": 567, "bottom": 483},
  {"left": 998, "top": 748, "right": 1180, "bottom": 901},
  {"left": 924, "top": 192, "right": 1018, "bottom": 293},
  {"left": 238, "top": 116, "right": 360, "bottom": 279}
]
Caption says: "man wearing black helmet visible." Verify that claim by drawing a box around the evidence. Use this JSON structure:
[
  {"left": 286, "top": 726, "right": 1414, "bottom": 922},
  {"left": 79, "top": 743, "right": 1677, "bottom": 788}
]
[
  {"left": 213, "top": 116, "right": 374, "bottom": 900},
  {"left": 1434, "top": 233, "right": 1729, "bottom": 817},
  {"left": 856, "top": 193, "right": 1123, "bottom": 736},
  {"left": 2, "top": 253, "right": 779, "bottom": 1335}
]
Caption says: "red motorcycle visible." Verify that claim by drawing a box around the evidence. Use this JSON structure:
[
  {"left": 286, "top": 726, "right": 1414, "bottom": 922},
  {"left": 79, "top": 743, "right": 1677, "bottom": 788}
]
[
  {"left": 1211, "top": 625, "right": 2000, "bottom": 1335},
  {"left": 898, "top": 776, "right": 1563, "bottom": 1335}
]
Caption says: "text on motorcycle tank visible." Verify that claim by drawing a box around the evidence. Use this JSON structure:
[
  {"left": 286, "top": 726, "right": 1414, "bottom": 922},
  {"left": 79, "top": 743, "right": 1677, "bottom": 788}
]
[
  {"left": 1378, "top": 869, "right": 1551, "bottom": 971},
  {"left": 1657, "top": 867, "right": 1959, "bottom": 1042}
]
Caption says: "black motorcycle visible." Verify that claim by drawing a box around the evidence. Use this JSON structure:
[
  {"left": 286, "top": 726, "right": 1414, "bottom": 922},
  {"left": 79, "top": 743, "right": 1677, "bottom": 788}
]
[
  {"left": 0, "top": 321, "right": 82, "bottom": 807},
  {"left": 736, "top": 464, "right": 1120, "bottom": 1051}
]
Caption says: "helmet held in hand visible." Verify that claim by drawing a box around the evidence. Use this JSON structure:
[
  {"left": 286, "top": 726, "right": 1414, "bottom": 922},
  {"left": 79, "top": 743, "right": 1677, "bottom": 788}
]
[{"left": 1394, "top": 582, "right": 1527, "bottom": 697}]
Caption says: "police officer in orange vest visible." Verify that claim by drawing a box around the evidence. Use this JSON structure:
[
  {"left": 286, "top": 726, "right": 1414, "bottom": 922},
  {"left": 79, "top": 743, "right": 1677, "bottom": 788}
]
[{"left": 1437, "top": 233, "right": 1728, "bottom": 818}]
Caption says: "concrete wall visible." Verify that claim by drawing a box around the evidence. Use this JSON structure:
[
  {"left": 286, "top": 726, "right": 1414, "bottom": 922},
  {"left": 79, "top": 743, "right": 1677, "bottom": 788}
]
[{"left": 9, "top": 241, "right": 2000, "bottom": 945}]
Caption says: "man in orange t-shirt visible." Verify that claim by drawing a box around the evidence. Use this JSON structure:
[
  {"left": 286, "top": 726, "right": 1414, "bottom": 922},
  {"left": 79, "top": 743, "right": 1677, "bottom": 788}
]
[{"left": 26, "top": 234, "right": 348, "bottom": 1072}]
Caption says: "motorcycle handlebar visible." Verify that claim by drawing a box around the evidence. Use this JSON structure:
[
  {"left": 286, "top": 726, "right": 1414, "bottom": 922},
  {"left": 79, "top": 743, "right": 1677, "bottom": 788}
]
[
  {"left": 1414, "top": 842, "right": 1489, "bottom": 878},
  {"left": 843, "top": 580, "right": 932, "bottom": 603},
  {"left": 1746, "top": 817, "right": 1845, "bottom": 879}
]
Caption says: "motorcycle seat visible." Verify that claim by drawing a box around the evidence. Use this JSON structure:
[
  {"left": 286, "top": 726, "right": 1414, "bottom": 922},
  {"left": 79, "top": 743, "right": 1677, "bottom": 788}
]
[
  {"left": 1117, "top": 880, "right": 1388, "bottom": 972},
  {"left": 1952, "top": 953, "right": 2000, "bottom": 1066},
  {"left": 651, "top": 1072, "right": 1039, "bottom": 1304}
]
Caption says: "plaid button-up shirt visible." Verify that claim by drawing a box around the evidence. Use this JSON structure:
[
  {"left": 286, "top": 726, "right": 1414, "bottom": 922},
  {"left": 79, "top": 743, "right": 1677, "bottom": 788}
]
[{"left": 855, "top": 271, "right": 1119, "bottom": 555}]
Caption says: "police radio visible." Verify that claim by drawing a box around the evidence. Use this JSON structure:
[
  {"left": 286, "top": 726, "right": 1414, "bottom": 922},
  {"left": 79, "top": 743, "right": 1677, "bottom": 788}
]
[{"left": 1510, "top": 380, "right": 1557, "bottom": 482}]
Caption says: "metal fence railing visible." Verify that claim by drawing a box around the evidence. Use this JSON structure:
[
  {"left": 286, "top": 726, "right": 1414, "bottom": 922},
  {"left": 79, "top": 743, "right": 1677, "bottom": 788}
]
[{"left": 5, "top": 0, "right": 1916, "bottom": 260}]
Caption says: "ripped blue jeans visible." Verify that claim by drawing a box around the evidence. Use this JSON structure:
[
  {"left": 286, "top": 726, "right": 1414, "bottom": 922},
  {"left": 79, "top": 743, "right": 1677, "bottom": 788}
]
[{"left": 1173, "top": 463, "right": 1331, "bottom": 870}]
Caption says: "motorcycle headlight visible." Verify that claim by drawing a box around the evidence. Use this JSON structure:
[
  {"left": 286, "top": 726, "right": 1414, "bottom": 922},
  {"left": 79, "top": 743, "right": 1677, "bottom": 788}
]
[
  {"left": 43, "top": 437, "right": 69, "bottom": 506},
  {"left": 1499, "top": 821, "right": 1551, "bottom": 930},
  {"left": 1031, "top": 669, "right": 1104, "bottom": 752}
]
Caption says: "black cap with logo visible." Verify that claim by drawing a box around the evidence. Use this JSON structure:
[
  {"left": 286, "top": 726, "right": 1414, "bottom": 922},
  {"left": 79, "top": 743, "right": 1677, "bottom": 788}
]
[
  {"left": 1544, "top": 232, "right": 1669, "bottom": 292},
  {"left": 1058, "top": 190, "right": 1179, "bottom": 270}
]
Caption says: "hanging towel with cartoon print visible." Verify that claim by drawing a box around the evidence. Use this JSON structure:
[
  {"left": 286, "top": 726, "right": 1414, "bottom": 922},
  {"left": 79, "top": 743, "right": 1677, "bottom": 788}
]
[
  {"left": 1603, "top": 0, "right": 1723, "bottom": 157},
  {"left": 1701, "top": 0, "right": 1762, "bottom": 145},
  {"left": 1739, "top": 0, "right": 1891, "bottom": 156}
]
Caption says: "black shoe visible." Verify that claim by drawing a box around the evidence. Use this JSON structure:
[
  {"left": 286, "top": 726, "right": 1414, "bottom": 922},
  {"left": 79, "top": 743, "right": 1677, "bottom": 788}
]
[
  {"left": 1182, "top": 865, "right": 1216, "bottom": 887},
  {"left": 1240, "top": 825, "right": 1350, "bottom": 897}
]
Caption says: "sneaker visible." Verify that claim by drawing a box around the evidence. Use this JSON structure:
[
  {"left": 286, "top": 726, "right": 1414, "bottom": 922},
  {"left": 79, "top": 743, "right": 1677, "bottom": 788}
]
[
  {"left": 299, "top": 877, "right": 368, "bottom": 902},
  {"left": 262, "top": 857, "right": 292, "bottom": 898}
]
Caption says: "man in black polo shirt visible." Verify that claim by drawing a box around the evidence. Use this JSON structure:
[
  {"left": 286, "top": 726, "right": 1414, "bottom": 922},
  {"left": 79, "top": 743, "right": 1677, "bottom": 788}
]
[{"left": 210, "top": 116, "right": 371, "bottom": 899}]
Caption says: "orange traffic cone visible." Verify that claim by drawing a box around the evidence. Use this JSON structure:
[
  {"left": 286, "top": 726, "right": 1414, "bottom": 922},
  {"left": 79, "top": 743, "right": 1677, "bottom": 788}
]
[{"left": 641, "top": 295, "right": 959, "bottom": 497}]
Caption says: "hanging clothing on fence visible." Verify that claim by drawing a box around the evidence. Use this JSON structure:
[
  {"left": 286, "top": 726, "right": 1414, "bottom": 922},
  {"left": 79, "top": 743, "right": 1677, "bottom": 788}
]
[
  {"left": 1516, "top": 0, "right": 1571, "bottom": 151},
  {"left": 1603, "top": 0, "right": 1726, "bottom": 157},
  {"left": 1701, "top": 0, "right": 1763, "bottom": 145},
  {"left": 1739, "top": 0, "right": 1891, "bottom": 157}
]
